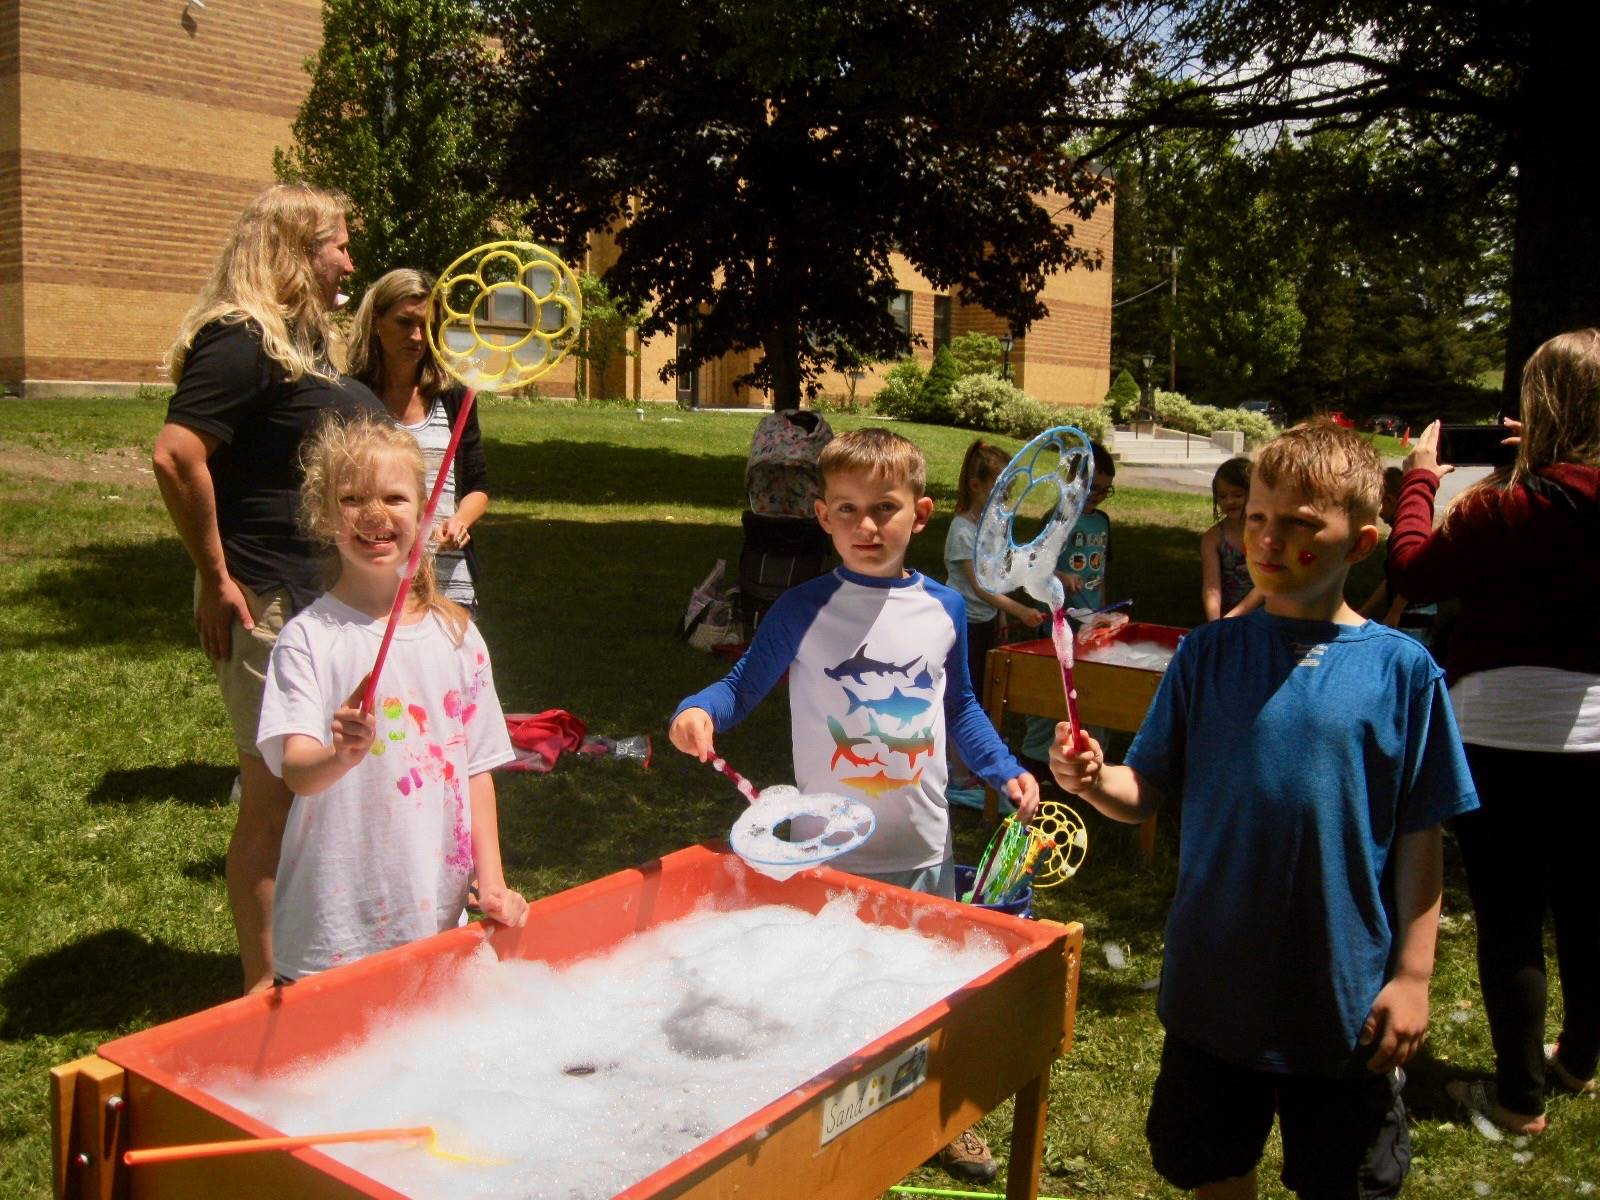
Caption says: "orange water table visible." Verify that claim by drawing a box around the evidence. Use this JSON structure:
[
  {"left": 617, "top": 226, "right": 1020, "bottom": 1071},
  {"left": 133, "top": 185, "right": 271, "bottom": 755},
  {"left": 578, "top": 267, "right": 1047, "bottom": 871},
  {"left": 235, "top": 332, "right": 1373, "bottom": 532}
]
[
  {"left": 51, "top": 844, "right": 1083, "bottom": 1200},
  {"left": 982, "top": 621, "right": 1188, "bottom": 861}
]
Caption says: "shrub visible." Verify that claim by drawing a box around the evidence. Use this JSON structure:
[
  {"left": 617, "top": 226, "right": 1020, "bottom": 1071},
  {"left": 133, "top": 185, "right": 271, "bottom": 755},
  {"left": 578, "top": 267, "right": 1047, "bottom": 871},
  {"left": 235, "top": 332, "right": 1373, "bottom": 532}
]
[
  {"left": 950, "top": 373, "right": 1024, "bottom": 431},
  {"left": 949, "top": 331, "right": 1004, "bottom": 378},
  {"left": 871, "top": 358, "right": 928, "bottom": 420},
  {"left": 1150, "top": 390, "right": 1276, "bottom": 445},
  {"left": 919, "top": 347, "right": 961, "bottom": 415},
  {"left": 1104, "top": 369, "right": 1142, "bottom": 423}
]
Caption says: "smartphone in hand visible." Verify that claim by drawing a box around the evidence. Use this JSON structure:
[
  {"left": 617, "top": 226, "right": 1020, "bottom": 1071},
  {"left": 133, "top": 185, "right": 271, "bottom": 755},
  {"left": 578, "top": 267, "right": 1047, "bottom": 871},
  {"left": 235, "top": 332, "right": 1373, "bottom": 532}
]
[{"left": 1437, "top": 423, "right": 1517, "bottom": 467}]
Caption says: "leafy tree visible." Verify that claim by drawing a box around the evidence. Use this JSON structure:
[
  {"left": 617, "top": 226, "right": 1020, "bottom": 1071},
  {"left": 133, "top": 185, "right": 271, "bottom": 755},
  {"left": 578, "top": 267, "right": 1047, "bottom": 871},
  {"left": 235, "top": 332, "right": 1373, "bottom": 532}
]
[
  {"left": 573, "top": 274, "right": 647, "bottom": 400},
  {"left": 483, "top": 0, "right": 1127, "bottom": 409},
  {"left": 275, "top": 0, "right": 531, "bottom": 298},
  {"left": 1070, "top": 0, "right": 1591, "bottom": 408}
]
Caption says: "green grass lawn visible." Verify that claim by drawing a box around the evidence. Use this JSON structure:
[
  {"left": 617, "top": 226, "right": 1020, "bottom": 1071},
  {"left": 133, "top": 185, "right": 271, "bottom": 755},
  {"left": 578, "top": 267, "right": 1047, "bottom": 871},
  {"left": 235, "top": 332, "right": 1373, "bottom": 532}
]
[{"left": 1, "top": 398, "right": 1592, "bottom": 1197}]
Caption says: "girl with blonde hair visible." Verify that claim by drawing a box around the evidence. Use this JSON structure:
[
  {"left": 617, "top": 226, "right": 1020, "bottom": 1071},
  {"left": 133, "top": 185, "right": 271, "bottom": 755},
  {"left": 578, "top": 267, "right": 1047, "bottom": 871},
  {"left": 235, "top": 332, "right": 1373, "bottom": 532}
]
[
  {"left": 258, "top": 415, "right": 523, "bottom": 980},
  {"left": 1389, "top": 328, "right": 1600, "bottom": 1134},
  {"left": 347, "top": 268, "right": 489, "bottom": 614},
  {"left": 152, "top": 182, "right": 381, "bottom": 993}
]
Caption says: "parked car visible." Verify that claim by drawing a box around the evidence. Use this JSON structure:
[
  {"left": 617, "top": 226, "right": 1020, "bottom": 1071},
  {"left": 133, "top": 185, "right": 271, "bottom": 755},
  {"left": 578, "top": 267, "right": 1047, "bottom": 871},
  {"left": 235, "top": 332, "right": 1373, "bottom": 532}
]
[
  {"left": 1239, "top": 399, "right": 1287, "bottom": 426},
  {"left": 1324, "top": 410, "right": 1356, "bottom": 429},
  {"left": 1369, "top": 413, "right": 1404, "bottom": 436}
]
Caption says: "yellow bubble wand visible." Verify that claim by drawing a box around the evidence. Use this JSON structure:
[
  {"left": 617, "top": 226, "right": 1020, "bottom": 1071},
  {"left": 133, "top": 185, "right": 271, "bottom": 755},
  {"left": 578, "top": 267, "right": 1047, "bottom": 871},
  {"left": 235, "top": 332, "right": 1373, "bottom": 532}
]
[{"left": 362, "top": 241, "right": 581, "bottom": 714}]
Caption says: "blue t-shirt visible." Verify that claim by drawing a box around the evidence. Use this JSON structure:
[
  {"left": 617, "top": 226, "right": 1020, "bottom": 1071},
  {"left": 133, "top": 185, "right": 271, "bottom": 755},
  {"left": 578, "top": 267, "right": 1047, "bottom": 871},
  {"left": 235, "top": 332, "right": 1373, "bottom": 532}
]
[
  {"left": 675, "top": 568, "right": 1024, "bottom": 874},
  {"left": 1125, "top": 610, "right": 1478, "bottom": 1077},
  {"left": 1055, "top": 509, "right": 1110, "bottom": 612}
]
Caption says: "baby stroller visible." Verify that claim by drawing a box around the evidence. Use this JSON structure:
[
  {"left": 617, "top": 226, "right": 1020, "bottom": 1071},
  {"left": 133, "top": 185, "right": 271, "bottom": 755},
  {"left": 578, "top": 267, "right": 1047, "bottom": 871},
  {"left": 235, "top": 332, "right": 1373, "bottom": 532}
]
[{"left": 738, "top": 410, "right": 835, "bottom": 634}]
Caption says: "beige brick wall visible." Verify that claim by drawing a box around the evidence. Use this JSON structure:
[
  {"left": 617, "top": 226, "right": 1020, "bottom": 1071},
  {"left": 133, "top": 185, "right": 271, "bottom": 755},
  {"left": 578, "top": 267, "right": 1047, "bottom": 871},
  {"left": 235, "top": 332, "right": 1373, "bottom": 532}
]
[{"left": 6, "top": 0, "right": 320, "bottom": 392}]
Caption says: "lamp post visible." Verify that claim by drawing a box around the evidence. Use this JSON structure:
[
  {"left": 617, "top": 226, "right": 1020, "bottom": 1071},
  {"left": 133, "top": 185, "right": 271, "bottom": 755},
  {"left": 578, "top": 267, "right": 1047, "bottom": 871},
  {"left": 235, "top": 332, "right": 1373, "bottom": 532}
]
[
  {"left": 1000, "top": 331, "right": 1014, "bottom": 382},
  {"left": 1141, "top": 352, "right": 1155, "bottom": 412}
]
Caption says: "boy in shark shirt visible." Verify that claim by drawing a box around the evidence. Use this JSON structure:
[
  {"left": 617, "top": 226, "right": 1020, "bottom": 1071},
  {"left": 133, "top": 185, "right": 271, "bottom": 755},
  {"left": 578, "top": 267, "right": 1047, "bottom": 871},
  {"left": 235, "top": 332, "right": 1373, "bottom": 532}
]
[{"left": 669, "top": 428, "right": 1040, "bottom": 1181}]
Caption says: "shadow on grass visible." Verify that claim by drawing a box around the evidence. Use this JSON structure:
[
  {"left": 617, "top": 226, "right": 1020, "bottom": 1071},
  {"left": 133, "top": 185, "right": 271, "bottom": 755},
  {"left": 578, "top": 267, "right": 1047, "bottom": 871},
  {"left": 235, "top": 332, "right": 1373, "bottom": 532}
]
[
  {"left": 182, "top": 853, "right": 227, "bottom": 883},
  {"left": 0, "top": 928, "right": 236, "bottom": 1037},
  {"left": 483, "top": 438, "right": 747, "bottom": 508},
  {"left": 0, "top": 537, "right": 196, "bottom": 651},
  {"left": 87, "top": 763, "right": 236, "bottom": 807}
]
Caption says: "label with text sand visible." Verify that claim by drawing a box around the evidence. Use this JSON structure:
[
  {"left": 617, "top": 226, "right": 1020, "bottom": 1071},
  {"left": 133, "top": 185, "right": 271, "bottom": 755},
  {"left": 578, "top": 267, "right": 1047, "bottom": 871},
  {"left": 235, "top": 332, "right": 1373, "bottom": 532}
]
[{"left": 819, "top": 1038, "right": 930, "bottom": 1145}]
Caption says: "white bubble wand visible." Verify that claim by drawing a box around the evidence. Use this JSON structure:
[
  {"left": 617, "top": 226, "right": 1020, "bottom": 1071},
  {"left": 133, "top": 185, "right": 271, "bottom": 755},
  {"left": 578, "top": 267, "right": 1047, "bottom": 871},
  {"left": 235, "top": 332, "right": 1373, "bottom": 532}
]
[
  {"left": 973, "top": 425, "right": 1095, "bottom": 750},
  {"left": 361, "top": 241, "right": 581, "bottom": 714}
]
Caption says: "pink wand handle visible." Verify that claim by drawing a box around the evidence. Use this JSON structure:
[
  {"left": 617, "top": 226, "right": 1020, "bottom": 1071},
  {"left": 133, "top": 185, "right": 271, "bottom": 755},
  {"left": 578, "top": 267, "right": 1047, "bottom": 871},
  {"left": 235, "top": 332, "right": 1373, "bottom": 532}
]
[
  {"left": 710, "top": 756, "right": 760, "bottom": 804},
  {"left": 1050, "top": 607, "right": 1085, "bottom": 750},
  {"left": 361, "top": 388, "right": 476, "bottom": 715}
]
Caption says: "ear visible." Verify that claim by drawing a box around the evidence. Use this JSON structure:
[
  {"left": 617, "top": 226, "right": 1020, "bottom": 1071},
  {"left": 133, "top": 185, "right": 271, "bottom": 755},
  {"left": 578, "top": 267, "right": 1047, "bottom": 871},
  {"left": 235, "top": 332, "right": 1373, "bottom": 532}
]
[
  {"left": 1345, "top": 522, "right": 1380, "bottom": 563},
  {"left": 814, "top": 497, "right": 834, "bottom": 533},
  {"left": 911, "top": 495, "right": 934, "bottom": 533}
]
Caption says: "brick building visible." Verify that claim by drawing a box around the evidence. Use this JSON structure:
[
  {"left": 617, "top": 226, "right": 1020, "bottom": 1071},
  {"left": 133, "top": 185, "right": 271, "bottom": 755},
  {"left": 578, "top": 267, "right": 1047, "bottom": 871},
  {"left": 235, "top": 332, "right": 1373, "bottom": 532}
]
[{"left": 2, "top": 0, "right": 1112, "bottom": 406}]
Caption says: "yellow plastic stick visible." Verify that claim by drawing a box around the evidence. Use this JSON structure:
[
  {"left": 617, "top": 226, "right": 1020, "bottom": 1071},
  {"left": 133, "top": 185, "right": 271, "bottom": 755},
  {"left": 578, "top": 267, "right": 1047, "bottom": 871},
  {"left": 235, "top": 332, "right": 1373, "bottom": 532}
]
[{"left": 125, "top": 1125, "right": 434, "bottom": 1165}]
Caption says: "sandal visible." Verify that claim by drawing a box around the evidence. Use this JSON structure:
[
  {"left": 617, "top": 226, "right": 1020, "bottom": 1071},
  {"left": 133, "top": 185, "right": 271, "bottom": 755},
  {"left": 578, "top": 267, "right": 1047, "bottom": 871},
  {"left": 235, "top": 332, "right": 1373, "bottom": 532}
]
[
  {"left": 1446, "top": 1079, "right": 1547, "bottom": 1135},
  {"left": 1546, "top": 1043, "right": 1598, "bottom": 1096}
]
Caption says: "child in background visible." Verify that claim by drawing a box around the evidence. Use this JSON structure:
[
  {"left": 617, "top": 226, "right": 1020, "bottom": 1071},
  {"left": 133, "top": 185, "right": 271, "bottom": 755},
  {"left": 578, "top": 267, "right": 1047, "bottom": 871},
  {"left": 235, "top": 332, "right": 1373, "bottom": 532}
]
[
  {"left": 669, "top": 428, "right": 1039, "bottom": 1184},
  {"left": 1200, "top": 455, "right": 1261, "bottom": 621},
  {"left": 1051, "top": 420, "right": 1477, "bottom": 1199},
  {"left": 257, "top": 416, "right": 526, "bottom": 982},
  {"left": 944, "top": 439, "right": 1046, "bottom": 792},
  {"left": 1358, "top": 467, "right": 1437, "bottom": 645},
  {"left": 1017, "top": 440, "right": 1115, "bottom": 771}
]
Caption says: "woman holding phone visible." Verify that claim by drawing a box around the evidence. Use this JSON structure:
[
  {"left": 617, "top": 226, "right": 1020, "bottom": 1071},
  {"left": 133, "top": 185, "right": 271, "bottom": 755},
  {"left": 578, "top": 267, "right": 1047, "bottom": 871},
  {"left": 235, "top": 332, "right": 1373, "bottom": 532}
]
[{"left": 1388, "top": 329, "right": 1600, "bottom": 1133}]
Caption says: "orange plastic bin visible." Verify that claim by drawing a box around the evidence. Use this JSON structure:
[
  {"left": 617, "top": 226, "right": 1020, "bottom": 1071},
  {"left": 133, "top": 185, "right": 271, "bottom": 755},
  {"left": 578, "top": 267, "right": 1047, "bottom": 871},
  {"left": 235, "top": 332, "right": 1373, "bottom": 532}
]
[{"left": 52, "top": 844, "right": 1083, "bottom": 1200}]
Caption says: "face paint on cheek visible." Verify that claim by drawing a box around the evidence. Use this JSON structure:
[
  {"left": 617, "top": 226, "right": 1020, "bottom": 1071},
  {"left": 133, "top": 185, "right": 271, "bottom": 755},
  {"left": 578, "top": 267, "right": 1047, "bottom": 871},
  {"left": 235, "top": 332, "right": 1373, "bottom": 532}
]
[{"left": 1298, "top": 551, "right": 1317, "bottom": 567}]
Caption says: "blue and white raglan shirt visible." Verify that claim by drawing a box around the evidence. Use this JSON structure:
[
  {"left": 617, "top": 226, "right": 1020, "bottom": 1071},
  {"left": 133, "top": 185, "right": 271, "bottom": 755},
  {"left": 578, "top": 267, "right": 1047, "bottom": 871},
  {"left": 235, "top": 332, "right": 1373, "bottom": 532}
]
[{"left": 675, "top": 567, "right": 1025, "bottom": 875}]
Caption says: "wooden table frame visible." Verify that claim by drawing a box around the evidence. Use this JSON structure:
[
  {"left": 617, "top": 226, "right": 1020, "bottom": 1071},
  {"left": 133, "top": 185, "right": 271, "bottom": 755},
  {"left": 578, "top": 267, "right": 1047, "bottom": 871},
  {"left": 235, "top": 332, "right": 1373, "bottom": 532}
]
[
  {"left": 52, "top": 847, "right": 1085, "bottom": 1200},
  {"left": 983, "top": 639, "right": 1173, "bottom": 863}
]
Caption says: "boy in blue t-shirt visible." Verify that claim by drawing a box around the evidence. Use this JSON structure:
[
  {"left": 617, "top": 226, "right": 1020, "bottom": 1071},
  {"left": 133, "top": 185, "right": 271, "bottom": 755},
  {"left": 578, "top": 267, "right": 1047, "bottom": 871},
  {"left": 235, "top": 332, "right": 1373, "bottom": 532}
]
[
  {"left": 670, "top": 427, "right": 1040, "bottom": 1183},
  {"left": 1051, "top": 421, "right": 1477, "bottom": 1199}
]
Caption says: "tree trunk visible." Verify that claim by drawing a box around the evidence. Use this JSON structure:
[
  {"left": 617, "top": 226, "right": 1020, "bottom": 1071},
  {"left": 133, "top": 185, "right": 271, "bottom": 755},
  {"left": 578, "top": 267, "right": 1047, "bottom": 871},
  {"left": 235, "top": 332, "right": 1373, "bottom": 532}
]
[
  {"left": 765, "top": 317, "right": 803, "bottom": 411},
  {"left": 1501, "top": 15, "right": 1600, "bottom": 411}
]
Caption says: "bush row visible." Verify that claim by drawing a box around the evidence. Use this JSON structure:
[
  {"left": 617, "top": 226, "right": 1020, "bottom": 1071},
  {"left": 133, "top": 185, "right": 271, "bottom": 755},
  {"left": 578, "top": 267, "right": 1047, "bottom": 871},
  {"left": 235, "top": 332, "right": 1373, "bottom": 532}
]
[{"left": 870, "top": 357, "right": 1112, "bottom": 444}]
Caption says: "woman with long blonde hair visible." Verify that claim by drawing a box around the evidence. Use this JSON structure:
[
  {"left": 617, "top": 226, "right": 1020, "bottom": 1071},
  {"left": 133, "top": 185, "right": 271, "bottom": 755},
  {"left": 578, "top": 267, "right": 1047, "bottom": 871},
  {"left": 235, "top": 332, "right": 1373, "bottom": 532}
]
[
  {"left": 1389, "top": 328, "right": 1600, "bottom": 1134},
  {"left": 152, "top": 182, "right": 381, "bottom": 994},
  {"left": 347, "top": 268, "right": 489, "bottom": 615}
]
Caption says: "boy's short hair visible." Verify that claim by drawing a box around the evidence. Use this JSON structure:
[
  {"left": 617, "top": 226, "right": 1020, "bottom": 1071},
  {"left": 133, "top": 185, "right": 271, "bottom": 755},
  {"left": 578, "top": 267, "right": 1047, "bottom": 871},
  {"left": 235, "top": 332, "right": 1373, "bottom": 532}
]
[
  {"left": 818, "top": 427, "right": 927, "bottom": 497},
  {"left": 1254, "top": 419, "right": 1383, "bottom": 525},
  {"left": 1090, "top": 439, "right": 1115, "bottom": 478}
]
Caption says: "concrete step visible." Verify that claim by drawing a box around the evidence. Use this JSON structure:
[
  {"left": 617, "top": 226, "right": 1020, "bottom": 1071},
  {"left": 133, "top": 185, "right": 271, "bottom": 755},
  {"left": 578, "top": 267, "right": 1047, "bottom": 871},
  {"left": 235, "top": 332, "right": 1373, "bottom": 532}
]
[{"left": 1111, "top": 433, "right": 1232, "bottom": 468}]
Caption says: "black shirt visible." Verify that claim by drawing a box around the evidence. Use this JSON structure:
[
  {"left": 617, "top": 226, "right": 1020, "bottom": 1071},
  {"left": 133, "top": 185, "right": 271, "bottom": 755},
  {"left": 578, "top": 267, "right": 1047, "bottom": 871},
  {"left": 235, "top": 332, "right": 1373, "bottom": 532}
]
[{"left": 165, "top": 318, "right": 383, "bottom": 611}]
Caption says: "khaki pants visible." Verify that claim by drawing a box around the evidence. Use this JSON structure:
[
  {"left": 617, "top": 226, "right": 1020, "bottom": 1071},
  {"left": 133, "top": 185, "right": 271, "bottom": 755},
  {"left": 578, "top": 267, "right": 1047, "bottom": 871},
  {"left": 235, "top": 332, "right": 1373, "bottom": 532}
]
[{"left": 194, "top": 577, "right": 290, "bottom": 757}]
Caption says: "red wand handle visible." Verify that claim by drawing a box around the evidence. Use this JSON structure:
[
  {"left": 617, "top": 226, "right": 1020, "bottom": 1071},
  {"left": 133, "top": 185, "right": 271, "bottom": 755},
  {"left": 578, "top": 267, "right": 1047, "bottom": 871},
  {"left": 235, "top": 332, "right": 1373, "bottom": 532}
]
[
  {"left": 361, "top": 388, "right": 476, "bottom": 715},
  {"left": 1050, "top": 607, "right": 1085, "bottom": 750}
]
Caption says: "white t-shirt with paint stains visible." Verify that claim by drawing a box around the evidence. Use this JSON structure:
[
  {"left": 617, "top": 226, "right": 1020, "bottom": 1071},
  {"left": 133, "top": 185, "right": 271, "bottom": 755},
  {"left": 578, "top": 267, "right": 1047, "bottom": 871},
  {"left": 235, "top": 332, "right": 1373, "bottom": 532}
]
[{"left": 258, "top": 594, "right": 514, "bottom": 980}]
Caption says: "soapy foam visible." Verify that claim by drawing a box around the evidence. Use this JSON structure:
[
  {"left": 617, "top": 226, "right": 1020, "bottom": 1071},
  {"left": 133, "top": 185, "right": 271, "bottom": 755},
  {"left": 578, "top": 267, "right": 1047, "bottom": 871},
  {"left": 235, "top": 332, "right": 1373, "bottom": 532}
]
[
  {"left": 1075, "top": 638, "right": 1175, "bottom": 672},
  {"left": 202, "top": 895, "right": 1008, "bottom": 1198}
]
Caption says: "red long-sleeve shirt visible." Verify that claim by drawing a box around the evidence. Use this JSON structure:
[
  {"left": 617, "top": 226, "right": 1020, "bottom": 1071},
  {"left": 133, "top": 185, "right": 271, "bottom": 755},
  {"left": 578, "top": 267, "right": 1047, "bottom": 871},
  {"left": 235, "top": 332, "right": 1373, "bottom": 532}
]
[{"left": 1386, "top": 464, "right": 1600, "bottom": 685}]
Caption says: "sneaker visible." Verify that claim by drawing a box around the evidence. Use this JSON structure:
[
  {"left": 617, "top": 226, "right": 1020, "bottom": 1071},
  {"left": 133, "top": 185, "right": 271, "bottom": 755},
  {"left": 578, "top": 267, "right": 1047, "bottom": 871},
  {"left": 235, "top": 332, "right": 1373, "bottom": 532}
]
[
  {"left": 1546, "top": 1042, "right": 1598, "bottom": 1095},
  {"left": 937, "top": 1128, "right": 997, "bottom": 1183}
]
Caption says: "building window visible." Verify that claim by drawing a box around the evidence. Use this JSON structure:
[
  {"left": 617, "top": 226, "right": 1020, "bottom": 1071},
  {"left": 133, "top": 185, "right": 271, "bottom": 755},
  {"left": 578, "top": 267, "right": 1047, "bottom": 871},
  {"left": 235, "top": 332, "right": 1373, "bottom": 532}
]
[
  {"left": 888, "top": 290, "right": 912, "bottom": 343},
  {"left": 933, "top": 295, "right": 952, "bottom": 354}
]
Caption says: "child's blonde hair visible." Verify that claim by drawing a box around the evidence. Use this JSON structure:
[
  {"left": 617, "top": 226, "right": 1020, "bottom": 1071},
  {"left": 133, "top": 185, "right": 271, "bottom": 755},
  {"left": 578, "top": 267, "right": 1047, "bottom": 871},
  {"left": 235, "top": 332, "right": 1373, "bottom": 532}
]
[
  {"left": 1210, "top": 455, "right": 1252, "bottom": 520},
  {"left": 955, "top": 439, "right": 1011, "bottom": 515},
  {"left": 1510, "top": 328, "right": 1600, "bottom": 482},
  {"left": 165, "top": 183, "right": 350, "bottom": 385},
  {"left": 1253, "top": 419, "right": 1382, "bottom": 526},
  {"left": 299, "top": 415, "right": 469, "bottom": 645},
  {"left": 818, "top": 427, "right": 927, "bottom": 497},
  {"left": 346, "top": 268, "right": 449, "bottom": 400}
]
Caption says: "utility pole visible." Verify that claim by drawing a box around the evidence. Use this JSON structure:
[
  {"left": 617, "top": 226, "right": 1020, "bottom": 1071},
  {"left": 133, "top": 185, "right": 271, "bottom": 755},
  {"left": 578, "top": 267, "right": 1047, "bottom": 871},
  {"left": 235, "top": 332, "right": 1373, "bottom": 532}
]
[{"left": 1149, "top": 244, "right": 1183, "bottom": 392}]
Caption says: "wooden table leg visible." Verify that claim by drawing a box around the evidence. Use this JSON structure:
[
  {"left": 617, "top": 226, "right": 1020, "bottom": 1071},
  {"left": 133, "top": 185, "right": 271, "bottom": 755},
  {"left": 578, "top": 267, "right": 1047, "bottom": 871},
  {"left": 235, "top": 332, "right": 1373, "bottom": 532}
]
[
  {"left": 1139, "top": 814, "right": 1158, "bottom": 866},
  {"left": 1004, "top": 1071, "right": 1048, "bottom": 1200}
]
